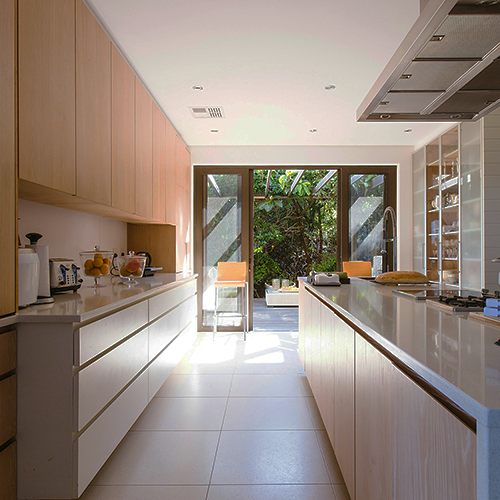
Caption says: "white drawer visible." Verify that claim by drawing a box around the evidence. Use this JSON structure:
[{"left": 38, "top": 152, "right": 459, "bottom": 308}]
[
  {"left": 148, "top": 279, "right": 196, "bottom": 321},
  {"left": 179, "top": 295, "right": 197, "bottom": 332},
  {"left": 148, "top": 308, "right": 180, "bottom": 361},
  {"left": 76, "top": 328, "right": 148, "bottom": 431},
  {"left": 76, "top": 370, "right": 148, "bottom": 496},
  {"left": 77, "top": 301, "right": 148, "bottom": 365},
  {"left": 148, "top": 319, "right": 197, "bottom": 400}
]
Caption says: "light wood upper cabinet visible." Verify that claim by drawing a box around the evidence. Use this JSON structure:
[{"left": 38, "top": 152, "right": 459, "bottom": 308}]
[
  {"left": 111, "top": 45, "right": 135, "bottom": 214},
  {"left": 0, "top": 0, "right": 17, "bottom": 317},
  {"left": 165, "top": 120, "right": 177, "bottom": 225},
  {"left": 392, "top": 367, "right": 476, "bottom": 500},
  {"left": 175, "top": 135, "right": 191, "bottom": 272},
  {"left": 152, "top": 106, "right": 167, "bottom": 223},
  {"left": 135, "top": 79, "right": 153, "bottom": 219},
  {"left": 76, "top": 0, "right": 111, "bottom": 206},
  {"left": 355, "top": 336, "right": 392, "bottom": 500},
  {"left": 18, "top": 0, "right": 76, "bottom": 195}
]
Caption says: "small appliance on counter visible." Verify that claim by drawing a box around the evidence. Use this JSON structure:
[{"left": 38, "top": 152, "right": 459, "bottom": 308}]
[
  {"left": 25, "top": 232, "right": 52, "bottom": 301},
  {"left": 18, "top": 247, "right": 40, "bottom": 307},
  {"left": 49, "top": 258, "right": 83, "bottom": 293},
  {"left": 308, "top": 271, "right": 342, "bottom": 286}
]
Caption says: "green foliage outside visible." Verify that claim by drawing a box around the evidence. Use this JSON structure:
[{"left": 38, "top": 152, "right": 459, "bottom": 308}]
[{"left": 253, "top": 169, "right": 338, "bottom": 298}]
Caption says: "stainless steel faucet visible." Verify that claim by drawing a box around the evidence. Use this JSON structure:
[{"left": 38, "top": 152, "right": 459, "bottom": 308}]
[{"left": 382, "top": 206, "right": 397, "bottom": 272}]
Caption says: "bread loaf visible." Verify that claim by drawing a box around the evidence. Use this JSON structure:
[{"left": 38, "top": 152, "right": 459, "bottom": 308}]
[{"left": 374, "top": 271, "right": 429, "bottom": 284}]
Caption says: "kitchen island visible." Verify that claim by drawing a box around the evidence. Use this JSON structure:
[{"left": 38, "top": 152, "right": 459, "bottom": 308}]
[
  {"left": 299, "top": 277, "right": 500, "bottom": 500},
  {"left": 15, "top": 273, "right": 197, "bottom": 499}
]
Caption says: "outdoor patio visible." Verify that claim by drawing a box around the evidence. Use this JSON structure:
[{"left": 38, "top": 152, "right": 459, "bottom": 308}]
[{"left": 252, "top": 298, "right": 298, "bottom": 332}]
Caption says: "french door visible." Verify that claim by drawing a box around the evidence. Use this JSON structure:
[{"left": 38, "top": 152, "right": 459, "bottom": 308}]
[{"left": 193, "top": 168, "right": 253, "bottom": 332}]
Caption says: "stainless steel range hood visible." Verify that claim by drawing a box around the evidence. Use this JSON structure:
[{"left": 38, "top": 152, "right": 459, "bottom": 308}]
[{"left": 357, "top": 0, "right": 500, "bottom": 122}]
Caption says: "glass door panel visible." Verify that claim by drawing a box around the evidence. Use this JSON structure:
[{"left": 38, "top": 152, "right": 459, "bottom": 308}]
[
  {"left": 425, "top": 137, "right": 440, "bottom": 282},
  {"left": 202, "top": 174, "right": 242, "bottom": 327},
  {"left": 460, "top": 121, "right": 482, "bottom": 290},
  {"left": 440, "top": 126, "right": 459, "bottom": 286},
  {"left": 348, "top": 174, "right": 385, "bottom": 274}
]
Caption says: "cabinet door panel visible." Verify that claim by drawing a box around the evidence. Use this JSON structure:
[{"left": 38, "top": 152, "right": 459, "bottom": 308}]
[
  {"left": 111, "top": 45, "right": 135, "bottom": 213},
  {"left": 165, "top": 120, "right": 177, "bottom": 225},
  {"left": 355, "top": 336, "right": 392, "bottom": 500},
  {"left": 175, "top": 135, "right": 191, "bottom": 272},
  {"left": 148, "top": 308, "right": 180, "bottom": 361},
  {"left": 298, "top": 281, "right": 308, "bottom": 369},
  {"left": 333, "top": 314, "right": 355, "bottom": 499},
  {"left": 0, "top": 330, "right": 16, "bottom": 375},
  {"left": 0, "top": 0, "right": 16, "bottom": 316},
  {"left": 152, "top": 105, "right": 167, "bottom": 222},
  {"left": 320, "top": 305, "right": 335, "bottom": 443},
  {"left": 18, "top": 0, "right": 76, "bottom": 194},
  {"left": 0, "top": 441, "right": 16, "bottom": 500},
  {"left": 0, "top": 375, "right": 16, "bottom": 445},
  {"left": 135, "top": 80, "right": 153, "bottom": 218},
  {"left": 392, "top": 367, "right": 476, "bottom": 500},
  {"left": 76, "top": 0, "right": 111, "bottom": 205}
]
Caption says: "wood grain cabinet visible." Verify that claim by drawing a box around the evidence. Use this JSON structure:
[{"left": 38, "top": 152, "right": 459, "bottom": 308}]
[
  {"left": 299, "top": 284, "right": 477, "bottom": 500},
  {"left": 355, "top": 336, "right": 392, "bottom": 500},
  {"left": 111, "top": 44, "right": 136, "bottom": 214},
  {"left": 152, "top": 105, "right": 167, "bottom": 223},
  {"left": 0, "top": 0, "right": 17, "bottom": 317},
  {"left": 165, "top": 120, "right": 178, "bottom": 225},
  {"left": 135, "top": 79, "right": 153, "bottom": 219},
  {"left": 175, "top": 135, "right": 192, "bottom": 272},
  {"left": 392, "top": 367, "right": 476, "bottom": 500},
  {"left": 18, "top": 0, "right": 76, "bottom": 195},
  {"left": 76, "top": 0, "right": 111, "bottom": 205},
  {"left": 0, "top": 329, "right": 17, "bottom": 500}
]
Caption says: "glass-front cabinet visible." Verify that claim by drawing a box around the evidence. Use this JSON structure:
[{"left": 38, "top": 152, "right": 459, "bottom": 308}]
[
  {"left": 414, "top": 122, "right": 482, "bottom": 289},
  {"left": 425, "top": 126, "right": 460, "bottom": 285}
]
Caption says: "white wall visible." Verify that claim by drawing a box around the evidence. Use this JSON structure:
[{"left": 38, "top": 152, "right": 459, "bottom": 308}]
[
  {"left": 18, "top": 199, "right": 128, "bottom": 264},
  {"left": 190, "top": 145, "right": 414, "bottom": 270}
]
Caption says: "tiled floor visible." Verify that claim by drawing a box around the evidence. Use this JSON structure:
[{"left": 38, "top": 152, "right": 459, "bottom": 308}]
[{"left": 81, "top": 316, "right": 350, "bottom": 500}]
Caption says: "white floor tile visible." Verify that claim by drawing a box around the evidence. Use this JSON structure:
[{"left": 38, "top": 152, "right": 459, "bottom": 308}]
[
  {"left": 92, "top": 431, "right": 219, "bottom": 485},
  {"left": 132, "top": 398, "right": 227, "bottom": 431},
  {"left": 230, "top": 374, "right": 303, "bottom": 397},
  {"left": 297, "top": 373, "right": 314, "bottom": 396},
  {"left": 80, "top": 485, "right": 208, "bottom": 500},
  {"left": 211, "top": 430, "right": 331, "bottom": 484},
  {"left": 223, "top": 397, "right": 314, "bottom": 430},
  {"left": 315, "top": 430, "right": 346, "bottom": 484},
  {"left": 207, "top": 484, "right": 337, "bottom": 500},
  {"left": 155, "top": 374, "right": 233, "bottom": 398},
  {"left": 304, "top": 397, "right": 326, "bottom": 430}
]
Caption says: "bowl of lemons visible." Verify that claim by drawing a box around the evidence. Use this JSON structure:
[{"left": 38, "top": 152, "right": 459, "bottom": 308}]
[{"left": 80, "top": 246, "right": 114, "bottom": 287}]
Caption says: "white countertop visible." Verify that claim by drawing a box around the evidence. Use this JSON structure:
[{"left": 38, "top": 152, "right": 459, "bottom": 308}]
[
  {"left": 303, "top": 278, "right": 500, "bottom": 427},
  {"left": 8, "top": 273, "right": 196, "bottom": 325}
]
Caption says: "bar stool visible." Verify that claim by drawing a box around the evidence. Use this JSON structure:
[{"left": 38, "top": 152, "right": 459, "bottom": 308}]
[
  {"left": 213, "top": 261, "right": 248, "bottom": 341},
  {"left": 343, "top": 261, "right": 372, "bottom": 277}
]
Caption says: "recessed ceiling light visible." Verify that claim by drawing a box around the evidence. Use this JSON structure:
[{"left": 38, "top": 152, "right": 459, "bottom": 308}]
[
  {"left": 450, "top": 114, "right": 462, "bottom": 119},
  {"left": 380, "top": 114, "right": 391, "bottom": 120},
  {"left": 192, "top": 85, "right": 204, "bottom": 91},
  {"left": 211, "top": 129, "right": 219, "bottom": 133},
  {"left": 400, "top": 74, "right": 412, "bottom": 80},
  {"left": 309, "top": 128, "right": 318, "bottom": 133},
  {"left": 324, "top": 85, "right": 336, "bottom": 91},
  {"left": 404, "top": 128, "right": 412, "bottom": 133}
]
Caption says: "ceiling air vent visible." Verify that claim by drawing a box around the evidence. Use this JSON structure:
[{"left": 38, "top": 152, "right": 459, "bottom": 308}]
[{"left": 189, "top": 106, "right": 225, "bottom": 118}]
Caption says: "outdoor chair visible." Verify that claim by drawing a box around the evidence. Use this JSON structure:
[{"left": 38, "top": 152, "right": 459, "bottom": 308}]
[
  {"left": 213, "top": 261, "right": 248, "bottom": 341},
  {"left": 343, "top": 261, "right": 372, "bottom": 277}
]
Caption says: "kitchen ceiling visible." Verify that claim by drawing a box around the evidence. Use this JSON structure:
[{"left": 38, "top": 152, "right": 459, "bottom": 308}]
[{"left": 87, "top": 0, "right": 453, "bottom": 148}]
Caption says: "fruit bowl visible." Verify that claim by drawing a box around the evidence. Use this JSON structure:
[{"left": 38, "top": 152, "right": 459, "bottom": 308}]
[
  {"left": 79, "top": 246, "right": 114, "bottom": 287},
  {"left": 116, "top": 253, "right": 147, "bottom": 285}
]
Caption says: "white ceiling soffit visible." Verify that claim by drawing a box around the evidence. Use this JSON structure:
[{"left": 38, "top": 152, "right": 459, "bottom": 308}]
[{"left": 357, "top": 0, "right": 500, "bottom": 122}]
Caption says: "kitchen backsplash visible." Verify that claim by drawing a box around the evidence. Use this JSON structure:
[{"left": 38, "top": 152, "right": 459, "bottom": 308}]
[{"left": 18, "top": 199, "right": 127, "bottom": 263}]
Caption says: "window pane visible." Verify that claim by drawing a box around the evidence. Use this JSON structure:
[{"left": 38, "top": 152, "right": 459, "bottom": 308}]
[{"left": 348, "top": 174, "right": 385, "bottom": 272}]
